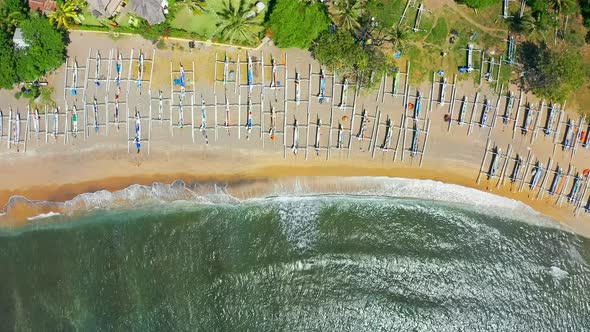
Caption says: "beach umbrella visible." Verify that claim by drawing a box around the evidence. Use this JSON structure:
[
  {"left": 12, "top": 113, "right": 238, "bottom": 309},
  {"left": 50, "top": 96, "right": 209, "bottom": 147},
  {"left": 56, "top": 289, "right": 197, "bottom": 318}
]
[
  {"left": 342, "top": 115, "right": 349, "bottom": 121},
  {"left": 408, "top": 103, "right": 414, "bottom": 110}
]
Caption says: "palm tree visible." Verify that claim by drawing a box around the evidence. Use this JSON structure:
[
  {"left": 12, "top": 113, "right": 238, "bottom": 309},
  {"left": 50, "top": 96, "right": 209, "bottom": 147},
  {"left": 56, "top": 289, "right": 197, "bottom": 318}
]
[
  {"left": 511, "top": 12, "right": 536, "bottom": 35},
  {"left": 48, "top": 2, "right": 78, "bottom": 29},
  {"left": 332, "top": 0, "right": 363, "bottom": 32},
  {"left": 216, "top": 0, "right": 262, "bottom": 44},
  {"left": 178, "top": 0, "right": 208, "bottom": 16},
  {"left": 549, "top": 0, "right": 575, "bottom": 15}
]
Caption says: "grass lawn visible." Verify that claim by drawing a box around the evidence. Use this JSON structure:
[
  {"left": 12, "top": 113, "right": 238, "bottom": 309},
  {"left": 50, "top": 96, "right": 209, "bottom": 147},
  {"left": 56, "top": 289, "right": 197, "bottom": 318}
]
[
  {"left": 366, "top": 0, "right": 405, "bottom": 27},
  {"left": 79, "top": 11, "right": 103, "bottom": 26},
  {"left": 172, "top": 8, "right": 219, "bottom": 38}
]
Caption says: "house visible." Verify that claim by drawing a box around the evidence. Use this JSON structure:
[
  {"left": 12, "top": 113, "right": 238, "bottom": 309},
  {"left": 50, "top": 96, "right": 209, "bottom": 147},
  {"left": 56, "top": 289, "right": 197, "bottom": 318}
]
[
  {"left": 86, "top": 0, "right": 123, "bottom": 18},
  {"left": 129, "top": 0, "right": 165, "bottom": 25},
  {"left": 13, "top": 28, "right": 29, "bottom": 49},
  {"left": 28, "top": 0, "right": 56, "bottom": 14}
]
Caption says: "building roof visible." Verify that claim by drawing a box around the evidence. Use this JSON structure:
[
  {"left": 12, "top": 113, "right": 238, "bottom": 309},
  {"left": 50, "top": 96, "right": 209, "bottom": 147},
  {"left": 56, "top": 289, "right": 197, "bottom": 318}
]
[
  {"left": 13, "top": 28, "right": 29, "bottom": 49},
  {"left": 86, "top": 0, "right": 122, "bottom": 17},
  {"left": 130, "top": 0, "right": 165, "bottom": 25},
  {"left": 28, "top": 0, "right": 56, "bottom": 13}
]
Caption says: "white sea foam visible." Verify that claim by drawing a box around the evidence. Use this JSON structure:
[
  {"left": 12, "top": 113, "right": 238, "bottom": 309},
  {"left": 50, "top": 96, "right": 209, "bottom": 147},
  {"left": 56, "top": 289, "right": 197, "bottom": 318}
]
[
  {"left": 548, "top": 266, "right": 569, "bottom": 282},
  {"left": 27, "top": 212, "right": 62, "bottom": 221}
]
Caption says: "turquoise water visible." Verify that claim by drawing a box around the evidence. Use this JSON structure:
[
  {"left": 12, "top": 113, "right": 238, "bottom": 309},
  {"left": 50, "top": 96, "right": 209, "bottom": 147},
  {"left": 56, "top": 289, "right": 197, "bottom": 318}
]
[{"left": 1, "top": 195, "right": 589, "bottom": 330}]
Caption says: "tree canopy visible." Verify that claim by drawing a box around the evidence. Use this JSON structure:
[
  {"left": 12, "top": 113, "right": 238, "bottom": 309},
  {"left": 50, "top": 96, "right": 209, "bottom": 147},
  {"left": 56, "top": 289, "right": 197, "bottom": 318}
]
[
  {"left": 518, "top": 42, "right": 585, "bottom": 102},
  {"left": 312, "top": 30, "right": 392, "bottom": 89},
  {"left": 266, "top": 0, "right": 330, "bottom": 49}
]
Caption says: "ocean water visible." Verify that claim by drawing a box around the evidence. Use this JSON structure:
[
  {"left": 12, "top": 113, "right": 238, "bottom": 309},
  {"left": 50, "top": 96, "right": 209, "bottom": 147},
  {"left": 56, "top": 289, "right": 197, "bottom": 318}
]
[{"left": 1, "top": 180, "right": 590, "bottom": 330}]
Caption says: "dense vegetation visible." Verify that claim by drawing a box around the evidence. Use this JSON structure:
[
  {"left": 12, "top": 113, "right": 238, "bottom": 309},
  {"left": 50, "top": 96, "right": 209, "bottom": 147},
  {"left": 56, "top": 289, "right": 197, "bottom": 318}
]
[
  {"left": 0, "top": 0, "right": 67, "bottom": 90},
  {"left": 267, "top": 0, "right": 330, "bottom": 49}
]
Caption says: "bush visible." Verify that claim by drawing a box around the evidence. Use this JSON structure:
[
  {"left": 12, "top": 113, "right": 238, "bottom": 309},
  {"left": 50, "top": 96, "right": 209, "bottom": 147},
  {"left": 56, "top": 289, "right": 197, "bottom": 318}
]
[
  {"left": 267, "top": 0, "right": 330, "bottom": 49},
  {"left": 455, "top": 0, "right": 496, "bottom": 9}
]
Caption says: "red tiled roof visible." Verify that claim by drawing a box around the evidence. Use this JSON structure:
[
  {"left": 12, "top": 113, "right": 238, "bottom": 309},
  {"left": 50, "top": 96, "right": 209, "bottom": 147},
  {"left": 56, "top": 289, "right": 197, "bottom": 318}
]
[{"left": 29, "top": 0, "right": 57, "bottom": 13}]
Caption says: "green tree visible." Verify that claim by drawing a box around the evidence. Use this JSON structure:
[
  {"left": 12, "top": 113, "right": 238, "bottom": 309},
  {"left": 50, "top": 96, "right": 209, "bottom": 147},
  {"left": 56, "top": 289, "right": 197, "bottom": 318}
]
[
  {"left": 177, "top": 0, "right": 208, "bottom": 16},
  {"left": 15, "top": 13, "right": 66, "bottom": 82},
  {"left": 215, "top": 0, "right": 263, "bottom": 44},
  {"left": 519, "top": 42, "right": 585, "bottom": 102},
  {"left": 48, "top": 1, "right": 78, "bottom": 29},
  {"left": 267, "top": 0, "right": 330, "bottom": 48},
  {"left": 0, "top": 32, "right": 17, "bottom": 89},
  {"left": 549, "top": 0, "right": 576, "bottom": 15},
  {"left": 0, "top": 0, "right": 29, "bottom": 34},
  {"left": 332, "top": 0, "right": 363, "bottom": 32}
]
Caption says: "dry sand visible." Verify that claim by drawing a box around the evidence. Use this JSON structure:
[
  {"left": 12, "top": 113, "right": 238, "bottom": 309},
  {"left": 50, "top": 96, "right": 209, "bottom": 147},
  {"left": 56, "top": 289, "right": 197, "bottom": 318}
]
[{"left": 1, "top": 31, "right": 590, "bottom": 239}]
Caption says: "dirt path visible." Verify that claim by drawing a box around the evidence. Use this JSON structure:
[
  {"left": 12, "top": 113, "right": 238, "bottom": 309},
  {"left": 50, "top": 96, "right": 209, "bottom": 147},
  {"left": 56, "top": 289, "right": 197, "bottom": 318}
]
[{"left": 445, "top": 4, "right": 507, "bottom": 39}]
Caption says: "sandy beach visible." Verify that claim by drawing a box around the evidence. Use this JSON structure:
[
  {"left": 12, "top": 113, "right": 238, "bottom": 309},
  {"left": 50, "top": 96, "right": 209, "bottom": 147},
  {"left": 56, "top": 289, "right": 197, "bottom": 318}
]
[{"left": 1, "top": 31, "right": 590, "bottom": 238}]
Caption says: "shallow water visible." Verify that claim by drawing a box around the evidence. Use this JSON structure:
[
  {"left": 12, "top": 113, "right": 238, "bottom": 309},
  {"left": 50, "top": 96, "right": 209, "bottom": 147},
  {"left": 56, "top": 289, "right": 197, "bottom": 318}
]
[{"left": 1, "top": 193, "right": 589, "bottom": 330}]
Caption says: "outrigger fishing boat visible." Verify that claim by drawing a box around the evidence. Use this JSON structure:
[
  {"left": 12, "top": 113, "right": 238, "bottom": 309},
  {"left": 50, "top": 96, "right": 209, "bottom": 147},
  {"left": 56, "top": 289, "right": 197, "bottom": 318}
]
[
  {"left": 480, "top": 99, "right": 491, "bottom": 128},
  {"left": 179, "top": 64, "right": 186, "bottom": 96},
  {"left": 382, "top": 118, "right": 393, "bottom": 151},
  {"left": 439, "top": 77, "right": 447, "bottom": 106},
  {"left": 340, "top": 78, "right": 349, "bottom": 110},
  {"left": 337, "top": 123, "right": 344, "bottom": 149},
  {"left": 271, "top": 57, "right": 278, "bottom": 90},
  {"left": 292, "top": 119, "right": 299, "bottom": 155},
  {"left": 158, "top": 90, "right": 164, "bottom": 121},
  {"left": 458, "top": 96, "right": 467, "bottom": 125},
  {"left": 71, "top": 61, "right": 78, "bottom": 96},
  {"left": 200, "top": 97, "right": 207, "bottom": 131},
  {"left": 315, "top": 118, "right": 321, "bottom": 156},
  {"left": 224, "top": 96, "right": 230, "bottom": 135},
  {"left": 15, "top": 112, "right": 20, "bottom": 151},
  {"left": 522, "top": 104, "right": 534, "bottom": 135},
  {"left": 33, "top": 109, "right": 40, "bottom": 139},
  {"left": 510, "top": 156, "right": 523, "bottom": 182},
  {"left": 115, "top": 87, "right": 120, "bottom": 128},
  {"left": 247, "top": 55, "right": 254, "bottom": 93},
  {"left": 137, "top": 52, "right": 144, "bottom": 92},
  {"left": 246, "top": 96, "right": 253, "bottom": 138},
  {"left": 488, "top": 147, "right": 501, "bottom": 179},
  {"left": 549, "top": 167, "right": 564, "bottom": 195},
  {"left": 93, "top": 97, "right": 99, "bottom": 134},
  {"left": 563, "top": 119, "right": 574, "bottom": 150},
  {"left": 72, "top": 106, "right": 78, "bottom": 137},
  {"left": 295, "top": 72, "right": 301, "bottom": 106},
  {"left": 319, "top": 69, "right": 326, "bottom": 104},
  {"left": 269, "top": 106, "right": 276, "bottom": 141},
  {"left": 178, "top": 95, "right": 184, "bottom": 129},
  {"left": 135, "top": 109, "right": 141, "bottom": 139},
  {"left": 410, "top": 122, "right": 419, "bottom": 157},
  {"left": 414, "top": 92, "right": 422, "bottom": 120},
  {"left": 115, "top": 51, "right": 122, "bottom": 86},
  {"left": 95, "top": 50, "right": 101, "bottom": 86},
  {"left": 503, "top": 92, "right": 514, "bottom": 124},
  {"left": 544, "top": 105, "right": 557, "bottom": 136},
  {"left": 357, "top": 110, "right": 368, "bottom": 146},
  {"left": 52, "top": 108, "right": 58, "bottom": 139},
  {"left": 569, "top": 173, "right": 583, "bottom": 203},
  {"left": 530, "top": 162, "right": 543, "bottom": 189},
  {"left": 223, "top": 54, "right": 229, "bottom": 85},
  {"left": 392, "top": 69, "right": 400, "bottom": 95}
]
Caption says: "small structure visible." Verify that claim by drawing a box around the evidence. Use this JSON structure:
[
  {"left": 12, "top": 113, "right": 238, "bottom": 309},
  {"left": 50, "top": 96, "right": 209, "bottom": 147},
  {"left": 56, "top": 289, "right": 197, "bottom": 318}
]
[
  {"left": 86, "top": 0, "right": 123, "bottom": 17},
  {"left": 12, "top": 28, "right": 29, "bottom": 50},
  {"left": 28, "top": 0, "right": 56, "bottom": 13},
  {"left": 130, "top": 0, "right": 165, "bottom": 25}
]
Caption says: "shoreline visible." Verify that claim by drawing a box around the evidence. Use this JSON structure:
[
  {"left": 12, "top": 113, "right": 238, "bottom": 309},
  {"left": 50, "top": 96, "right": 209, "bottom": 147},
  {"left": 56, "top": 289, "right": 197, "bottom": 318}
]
[{"left": 1, "top": 148, "right": 588, "bottom": 238}]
